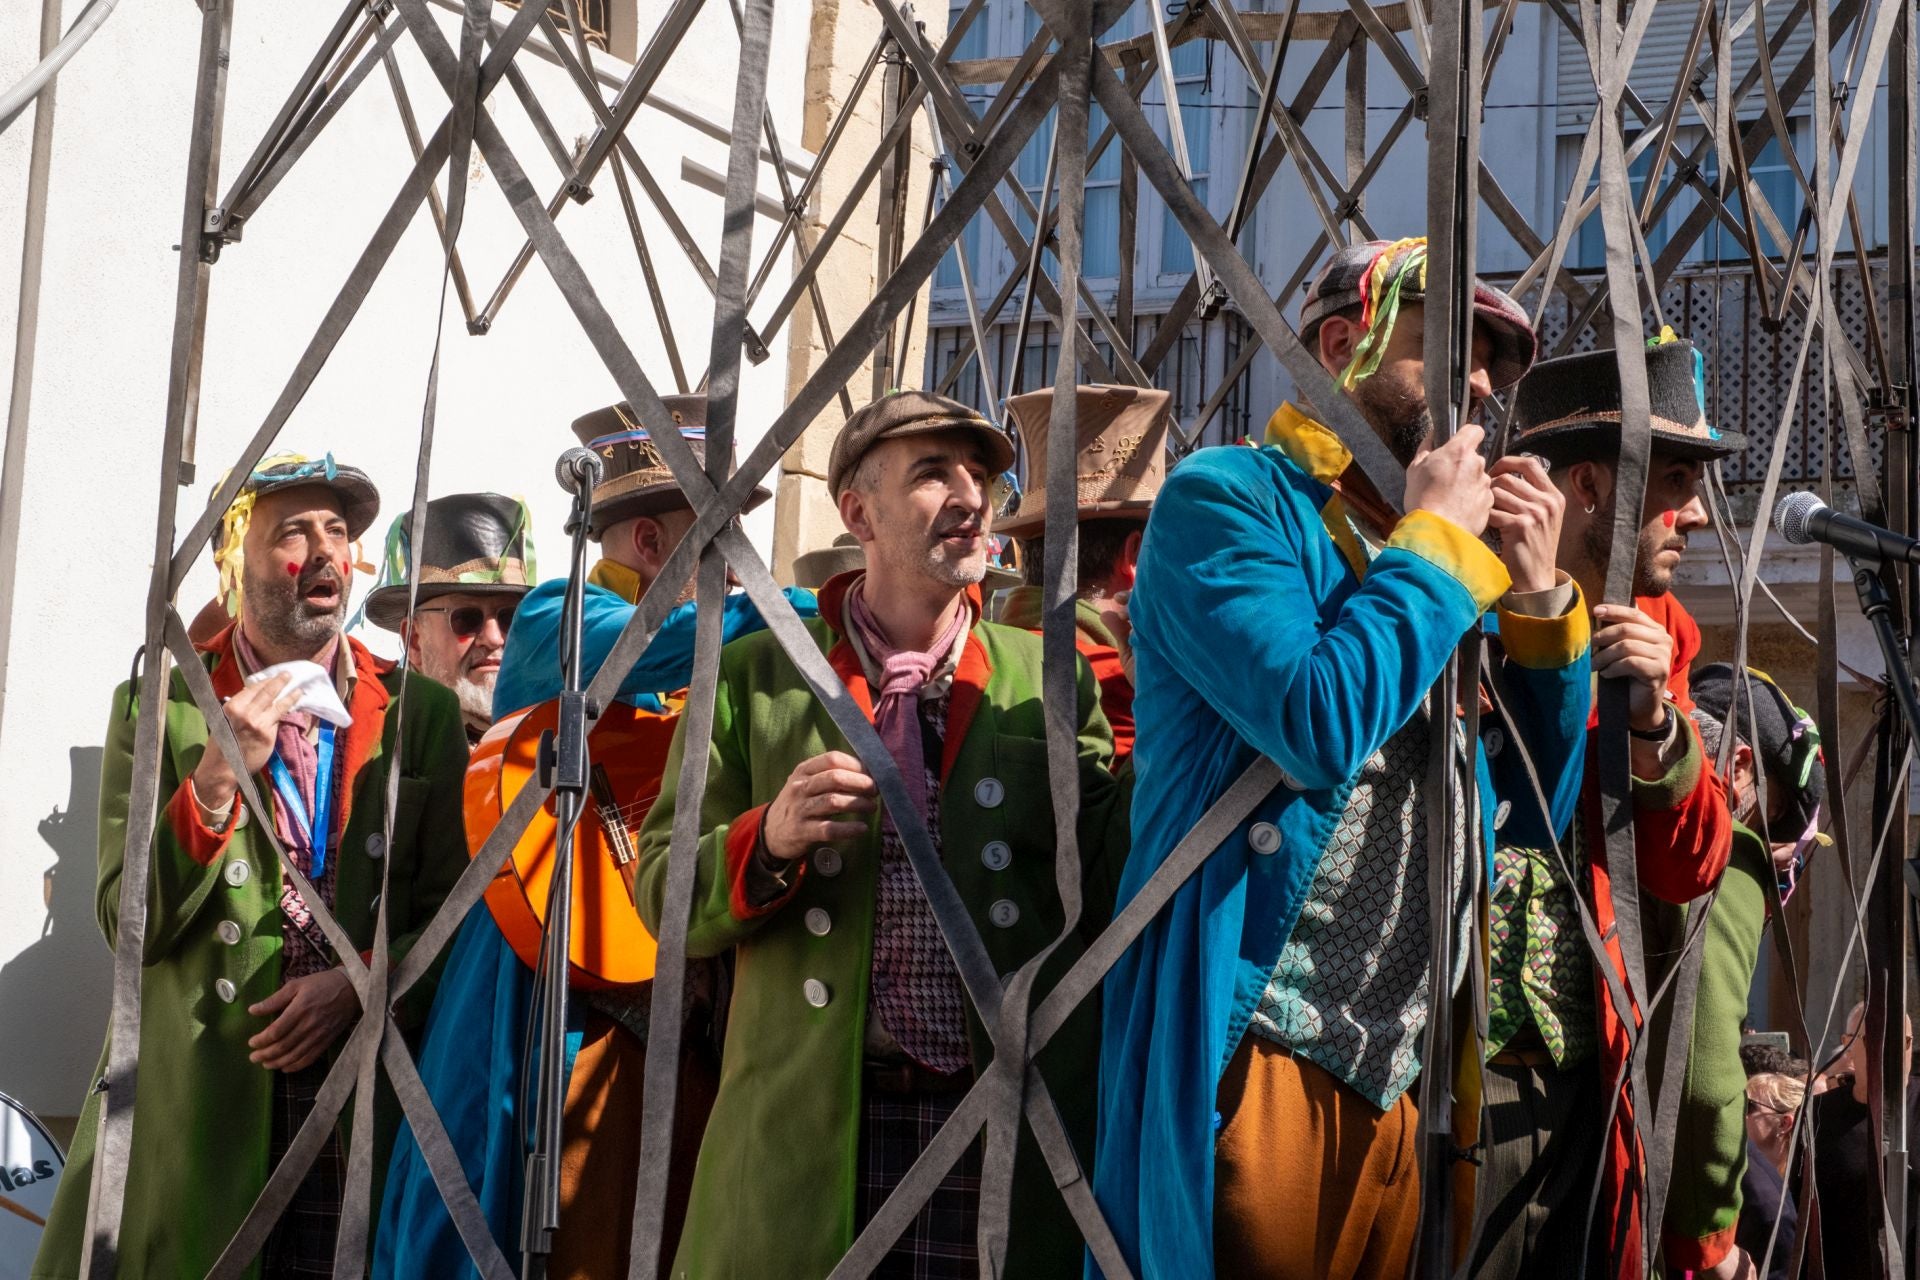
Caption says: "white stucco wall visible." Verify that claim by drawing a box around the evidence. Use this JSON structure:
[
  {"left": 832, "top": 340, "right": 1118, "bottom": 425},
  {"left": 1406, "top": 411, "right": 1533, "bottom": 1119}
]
[{"left": 0, "top": 0, "right": 814, "bottom": 1121}]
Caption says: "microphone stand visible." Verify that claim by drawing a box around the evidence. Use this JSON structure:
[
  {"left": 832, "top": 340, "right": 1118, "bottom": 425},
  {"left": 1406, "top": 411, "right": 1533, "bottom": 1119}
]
[
  {"left": 521, "top": 474, "right": 595, "bottom": 1278},
  {"left": 1847, "top": 554, "right": 1914, "bottom": 1276},
  {"left": 1853, "top": 557, "right": 1920, "bottom": 739}
]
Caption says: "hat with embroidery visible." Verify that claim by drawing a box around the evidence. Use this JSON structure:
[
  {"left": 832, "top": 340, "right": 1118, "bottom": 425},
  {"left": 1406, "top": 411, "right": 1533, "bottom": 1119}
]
[
  {"left": 996, "top": 384, "right": 1171, "bottom": 538},
  {"left": 1510, "top": 330, "right": 1744, "bottom": 461},
  {"left": 1299, "top": 237, "right": 1536, "bottom": 392},
  {"left": 363, "top": 492, "right": 537, "bottom": 630},
  {"left": 571, "top": 394, "right": 771, "bottom": 538}
]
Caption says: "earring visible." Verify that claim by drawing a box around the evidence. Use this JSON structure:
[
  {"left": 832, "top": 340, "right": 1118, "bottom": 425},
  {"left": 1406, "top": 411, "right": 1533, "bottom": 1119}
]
[{"left": 1584, "top": 503, "right": 1596, "bottom": 515}]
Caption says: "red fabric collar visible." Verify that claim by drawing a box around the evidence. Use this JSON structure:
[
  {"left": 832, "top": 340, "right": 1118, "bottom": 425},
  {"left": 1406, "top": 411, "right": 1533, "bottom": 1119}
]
[
  {"left": 816, "top": 572, "right": 992, "bottom": 783},
  {"left": 199, "top": 621, "right": 395, "bottom": 838}
]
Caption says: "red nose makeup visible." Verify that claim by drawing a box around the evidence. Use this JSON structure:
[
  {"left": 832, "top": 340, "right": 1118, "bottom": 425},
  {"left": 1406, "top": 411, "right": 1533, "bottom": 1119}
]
[
  {"left": 1661, "top": 510, "right": 1677, "bottom": 528},
  {"left": 286, "top": 562, "right": 301, "bottom": 576}
]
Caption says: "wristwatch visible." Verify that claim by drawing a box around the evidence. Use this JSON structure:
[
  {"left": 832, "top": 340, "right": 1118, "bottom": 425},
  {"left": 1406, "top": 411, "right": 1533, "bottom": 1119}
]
[{"left": 1627, "top": 703, "right": 1680, "bottom": 748}]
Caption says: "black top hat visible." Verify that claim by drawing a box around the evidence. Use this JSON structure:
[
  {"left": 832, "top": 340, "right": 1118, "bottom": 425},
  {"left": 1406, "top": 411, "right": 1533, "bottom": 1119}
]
[
  {"left": 363, "top": 492, "right": 536, "bottom": 630},
  {"left": 571, "top": 395, "right": 771, "bottom": 538},
  {"left": 240, "top": 455, "right": 381, "bottom": 540},
  {"left": 1690, "top": 663, "right": 1825, "bottom": 839},
  {"left": 1510, "top": 336, "right": 1744, "bottom": 461}
]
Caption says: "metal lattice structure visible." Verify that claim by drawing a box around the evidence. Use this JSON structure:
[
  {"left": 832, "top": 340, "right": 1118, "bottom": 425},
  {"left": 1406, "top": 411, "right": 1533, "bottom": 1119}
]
[{"left": 27, "top": 0, "right": 1920, "bottom": 1275}]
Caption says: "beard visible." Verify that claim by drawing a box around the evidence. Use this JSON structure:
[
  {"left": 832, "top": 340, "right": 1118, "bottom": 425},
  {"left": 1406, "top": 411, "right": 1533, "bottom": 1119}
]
[
  {"left": 868, "top": 508, "right": 987, "bottom": 589},
  {"left": 1581, "top": 492, "right": 1687, "bottom": 596},
  {"left": 1351, "top": 370, "right": 1436, "bottom": 466},
  {"left": 451, "top": 668, "right": 497, "bottom": 729},
  {"left": 245, "top": 560, "right": 346, "bottom": 654}
]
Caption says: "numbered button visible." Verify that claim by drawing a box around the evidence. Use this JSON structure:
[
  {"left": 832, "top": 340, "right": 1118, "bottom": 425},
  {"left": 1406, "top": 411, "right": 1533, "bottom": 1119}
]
[
  {"left": 802, "top": 978, "right": 831, "bottom": 1008},
  {"left": 813, "top": 848, "right": 844, "bottom": 878},
  {"left": 989, "top": 899, "right": 1020, "bottom": 929},
  {"left": 214, "top": 978, "right": 237, "bottom": 1004},
  {"left": 224, "top": 859, "right": 251, "bottom": 887},
  {"left": 805, "top": 908, "right": 832, "bottom": 937},
  {"left": 216, "top": 920, "right": 242, "bottom": 946},
  {"left": 1247, "top": 822, "right": 1282, "bottom": 856},
  {"left": 980, "top": 841, "right": 1011, "bottom": 871},
  {"left": 974, "top": 778, "right": 1005, "bottom": 809}
]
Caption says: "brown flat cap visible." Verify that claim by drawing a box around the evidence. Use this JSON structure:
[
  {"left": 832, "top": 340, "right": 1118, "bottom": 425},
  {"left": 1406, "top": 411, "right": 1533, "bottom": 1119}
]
[{"left": 826, "top": 389, "right": 1015, "bottom": 498}]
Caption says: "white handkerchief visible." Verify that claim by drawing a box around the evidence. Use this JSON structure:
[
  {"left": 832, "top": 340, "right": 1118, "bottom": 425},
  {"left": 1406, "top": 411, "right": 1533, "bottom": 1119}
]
[{"left": 244, "top": 660, "right": 354, "bottom": 728}]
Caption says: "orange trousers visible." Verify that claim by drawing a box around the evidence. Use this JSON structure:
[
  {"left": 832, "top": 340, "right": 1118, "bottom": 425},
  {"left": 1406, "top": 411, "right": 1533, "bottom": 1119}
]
[
  {"left": 550, "top": 1010, "right": 718, "bottom": 1280},
  {"left": 1213, "top": 1036, "right": 1422, "bottom": 1280}
]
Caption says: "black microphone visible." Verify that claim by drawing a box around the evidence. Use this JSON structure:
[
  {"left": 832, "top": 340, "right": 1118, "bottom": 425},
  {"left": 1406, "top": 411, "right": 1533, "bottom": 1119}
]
[
  {"left": 555, "top": 446, "right": 603, "bottom": 495},
  {"left": 1774, "top": 490, "right": 1920, "bottom": 564}
]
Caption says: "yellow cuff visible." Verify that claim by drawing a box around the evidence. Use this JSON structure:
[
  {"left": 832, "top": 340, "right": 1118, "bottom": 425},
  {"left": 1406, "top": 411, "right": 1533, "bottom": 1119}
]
[
  {"left": 1496, "top": 575, "right": 1591, "bottom": 670},
  {"left": 1389, "top": 510, "right": 1511, "bottom": 611}
]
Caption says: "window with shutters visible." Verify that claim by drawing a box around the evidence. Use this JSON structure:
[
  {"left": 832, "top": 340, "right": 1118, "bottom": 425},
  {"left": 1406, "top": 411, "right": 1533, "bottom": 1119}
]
[{"left": 1553, "top": 123, "right": 1808, "bottom": 268}]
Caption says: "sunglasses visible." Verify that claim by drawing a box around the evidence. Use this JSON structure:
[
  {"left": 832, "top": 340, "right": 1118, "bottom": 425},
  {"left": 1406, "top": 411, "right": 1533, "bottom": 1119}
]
[{"left": 416, "top": 603, "right": 517, "bottom": 639}]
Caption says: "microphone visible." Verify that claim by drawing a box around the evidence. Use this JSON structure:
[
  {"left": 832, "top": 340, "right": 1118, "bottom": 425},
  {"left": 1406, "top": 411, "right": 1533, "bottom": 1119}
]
[
  {"left": 555, "top": 446, "right": 603, "bottom": 495},
  {"left": 1774, "top": 490, "right": 1920, "bottom": 564}
]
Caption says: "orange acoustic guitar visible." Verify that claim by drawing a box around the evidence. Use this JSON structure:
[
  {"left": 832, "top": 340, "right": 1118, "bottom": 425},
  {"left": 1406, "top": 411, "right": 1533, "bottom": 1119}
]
[{"left": 465, "top": 698, "right": 681, "bottom": 989}]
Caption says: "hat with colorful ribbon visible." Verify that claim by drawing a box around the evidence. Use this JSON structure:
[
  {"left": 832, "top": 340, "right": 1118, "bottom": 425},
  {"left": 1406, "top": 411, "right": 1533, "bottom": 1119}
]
[
  {"left": 211, "top": 452, "right": 381, "bottom": 619},
  {"left": 362, "top": 492, "right": 537, "bottom": 631},
  {"left": 1299, "top": 237, "right": 1537, "bottom": 392}
]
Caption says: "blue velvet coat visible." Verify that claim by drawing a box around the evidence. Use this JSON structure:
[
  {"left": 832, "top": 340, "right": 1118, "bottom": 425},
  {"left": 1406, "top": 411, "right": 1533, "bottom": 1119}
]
[{"left": 1090, "top": 406, "right": 1592, "bottom": 1278}]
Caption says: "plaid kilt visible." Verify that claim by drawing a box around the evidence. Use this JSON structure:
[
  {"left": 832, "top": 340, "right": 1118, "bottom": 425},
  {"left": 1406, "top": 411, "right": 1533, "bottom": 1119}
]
[
  {"left": 260, "top": 1060, "right": 345, "bottom": 1278},
  {"left": 854, "top": 1090, "right": 983, "bottom": 1279}
]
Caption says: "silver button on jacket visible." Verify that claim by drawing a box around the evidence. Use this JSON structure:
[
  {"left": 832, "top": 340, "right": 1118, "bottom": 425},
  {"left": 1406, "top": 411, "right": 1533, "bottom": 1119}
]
[
  {"left": 804, "top": 908, "right": 832, "bottom": 937},
  {"left": 1247, "top": 822, "right": 1282, "bottom": 855},
  {"left": 223, "top": 859, "right": 251, "bottom": 887},
  {"left": 973, "top": 777, "right": 1005, "bottom": 808},
  {"left": 803, "top": 978, "right": 831, "bottom": 1008}
]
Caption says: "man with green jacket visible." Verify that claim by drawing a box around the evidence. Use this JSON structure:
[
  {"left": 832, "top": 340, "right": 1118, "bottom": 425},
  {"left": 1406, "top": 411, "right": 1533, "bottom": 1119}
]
[
  {"left": 637, "top": 389, "right": 1131, "bottom": 1279},
  {"left": 1661, "top": 664, "right": 1827, "bottom": 1278},
  {"left": 34, "top": 457, "right": 470, "bottom": 1279}
]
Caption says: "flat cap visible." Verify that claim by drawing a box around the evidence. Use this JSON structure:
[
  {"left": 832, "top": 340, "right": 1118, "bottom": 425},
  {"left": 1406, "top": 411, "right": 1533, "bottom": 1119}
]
[
  {"left": 827, "top": 389, "right": 1015, "bottom": 498},
  {"left": 1300, "top": 237, "right": 1537, "bottom": 391}
]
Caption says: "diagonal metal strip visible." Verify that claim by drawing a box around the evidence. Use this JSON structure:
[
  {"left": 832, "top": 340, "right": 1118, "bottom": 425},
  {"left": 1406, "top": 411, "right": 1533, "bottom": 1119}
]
[
  {"left": 165, "top": 0, "right": 554, "bottom": 591},
  {"left": 867, "top": 0, "right": 1133, "bottom": 388},
  {"left": 717, "top": 525, "right": 1134, "bottom": 1279},
  {"left": 1073, "top": 30, "right": 1408, "bottom": 510},
  {"left": 204, "top": 1004, "right": 385, "bottom": 1279},
  {"left": 628, "top": 0, "right": 777, "bottom": 1270},
  {"left": 1415, "top": 0, "right": 1480, "bottom": 1268},
  {"left": 390, "top": 59, "right": 1068, "bottom": 1009},
  {"left": 1578, "top": 0, "right": 1662, "bottom": 1270},
  {"left": 376, "top": 1021, "right": 517, "bottom": 1279},
  {"left": 220, "top": 1, "right": 393, "bottom": 228},
  {"left": 79, "top": 6, "right": 231, "bottom": 1268},
  {"left": 386, "top": 18, "right": 1133, "bottom": 1270},
  {"left": 969, "top": 7, "right": 1092, "bottom": 1270},
  {"left": 227, "top": 14, "right": 411, "bottom": 231}
]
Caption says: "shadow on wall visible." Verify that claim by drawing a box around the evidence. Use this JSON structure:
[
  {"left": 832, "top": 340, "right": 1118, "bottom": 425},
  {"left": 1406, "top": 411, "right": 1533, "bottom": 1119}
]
[{"left": 0, "top": 747, "right": 110, "bottom": 1132}]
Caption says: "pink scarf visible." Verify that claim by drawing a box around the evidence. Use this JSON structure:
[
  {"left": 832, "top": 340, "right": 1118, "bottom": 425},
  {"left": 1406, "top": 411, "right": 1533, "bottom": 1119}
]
[
  {"left": 232, "top": 625, "right": 340, "bottom": 860},
  {"left": 845, "top": 580, "right": 970, "bottom": 824}
]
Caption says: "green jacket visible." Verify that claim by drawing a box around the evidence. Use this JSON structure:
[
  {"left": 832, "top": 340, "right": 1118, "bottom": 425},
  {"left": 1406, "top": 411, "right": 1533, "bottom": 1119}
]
[
  {"left": 1653, "top": 821, "right": 1772, "bottom": 1272},
  {"left": 636, "top": 578, "right": 1130, "bottom": 1279},
  {"left": 34, "top": 628, "right": 470, "bottom": 1280}
]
